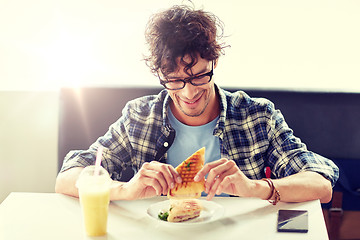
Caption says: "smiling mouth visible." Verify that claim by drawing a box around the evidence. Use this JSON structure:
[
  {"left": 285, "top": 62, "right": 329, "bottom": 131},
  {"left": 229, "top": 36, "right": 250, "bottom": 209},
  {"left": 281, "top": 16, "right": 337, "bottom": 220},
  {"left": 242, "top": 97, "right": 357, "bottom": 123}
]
[
  {"left": 181, "top": 92, "right": 204, "bottom": 105},
  {"left": 185, "top": 99, "right": 199, "bottom": 104}
]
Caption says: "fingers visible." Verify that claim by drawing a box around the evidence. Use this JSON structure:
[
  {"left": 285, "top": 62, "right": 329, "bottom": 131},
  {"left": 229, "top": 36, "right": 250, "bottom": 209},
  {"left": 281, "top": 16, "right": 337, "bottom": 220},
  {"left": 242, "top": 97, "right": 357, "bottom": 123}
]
[
  {"left": 138, "top": 175, "right": 162, "bottom": 196},
  {"left": 194, "top": 158, "right": 228, "bottom": 182},
  {"left": 140, "top": 162, "right": 181, "bottom": 195},
  {"left": 204, "top": 159, "right": 237, "bottom": 191},
  {"left": 199, "top": 159, "right": 239, "bottom": 200},
  {"left": 206, "top": 175, "right": 222, "bottom": 200},
  {"left": 206, "top": 167, "right": 238, "bottom": 200},
  {"left": 138, "top": 168, "right": 166, "bottom": 195},
  {"left": 217, "top": 175, "right": 238, "bottom": 195}
]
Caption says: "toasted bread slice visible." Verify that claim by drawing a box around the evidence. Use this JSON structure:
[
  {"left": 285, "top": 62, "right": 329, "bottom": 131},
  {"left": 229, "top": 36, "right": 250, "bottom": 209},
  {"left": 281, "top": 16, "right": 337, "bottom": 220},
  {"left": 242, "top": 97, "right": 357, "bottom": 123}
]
[{"left": 168, "top": 147, "right": 205, "bottom": 199}]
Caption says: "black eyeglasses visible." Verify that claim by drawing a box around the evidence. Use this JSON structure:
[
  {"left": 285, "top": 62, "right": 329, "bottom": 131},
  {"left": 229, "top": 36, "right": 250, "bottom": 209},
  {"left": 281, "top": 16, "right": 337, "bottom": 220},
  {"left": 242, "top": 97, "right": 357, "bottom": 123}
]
[{"left": 159, "top": 61, "right": 214, "bottom": 90}]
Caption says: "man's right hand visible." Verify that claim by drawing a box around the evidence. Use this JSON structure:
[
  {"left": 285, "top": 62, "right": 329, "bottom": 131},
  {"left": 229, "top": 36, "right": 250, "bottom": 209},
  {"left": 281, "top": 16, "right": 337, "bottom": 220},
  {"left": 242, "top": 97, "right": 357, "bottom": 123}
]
[{"left": 117, "top": 161, "right": 182, "bottom": 200}]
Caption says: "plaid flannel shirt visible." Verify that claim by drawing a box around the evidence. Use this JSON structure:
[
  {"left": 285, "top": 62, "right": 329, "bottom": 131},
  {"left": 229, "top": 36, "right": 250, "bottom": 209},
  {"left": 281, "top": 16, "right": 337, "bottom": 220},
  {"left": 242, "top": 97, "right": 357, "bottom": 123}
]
[{"left": 61, "top": 85, "right": 339, "bottom": 186}]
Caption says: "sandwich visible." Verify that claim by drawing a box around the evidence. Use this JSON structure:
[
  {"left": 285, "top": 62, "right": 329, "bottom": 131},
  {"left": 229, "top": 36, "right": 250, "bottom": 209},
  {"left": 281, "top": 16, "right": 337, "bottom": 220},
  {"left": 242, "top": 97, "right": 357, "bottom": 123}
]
[
  {"left": 168, "top": 147, "right": 206, "bottom": 199},
  {"left": 158, "top": 199, "right": 203, "bottom": 222}
]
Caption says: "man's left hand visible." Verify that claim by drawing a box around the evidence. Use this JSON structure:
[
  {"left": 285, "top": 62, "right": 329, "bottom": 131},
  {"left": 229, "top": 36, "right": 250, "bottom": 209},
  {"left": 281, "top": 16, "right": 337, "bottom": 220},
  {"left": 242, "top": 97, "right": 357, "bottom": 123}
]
[{"left": 194, "top": 158, "right": 255, "bottom": 200}]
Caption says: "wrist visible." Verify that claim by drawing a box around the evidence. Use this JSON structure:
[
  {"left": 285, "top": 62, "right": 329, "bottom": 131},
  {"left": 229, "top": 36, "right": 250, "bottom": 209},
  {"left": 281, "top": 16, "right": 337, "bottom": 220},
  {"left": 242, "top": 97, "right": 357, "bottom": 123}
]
[
  {"left": 109, "top": 181, "right": 127, "bottom": 200},
  {"left": 261, "top": 178, "right": 281, "bottom": 205},
  {"left": 246, "top": 179, "right": 273, "bottom": 200}
]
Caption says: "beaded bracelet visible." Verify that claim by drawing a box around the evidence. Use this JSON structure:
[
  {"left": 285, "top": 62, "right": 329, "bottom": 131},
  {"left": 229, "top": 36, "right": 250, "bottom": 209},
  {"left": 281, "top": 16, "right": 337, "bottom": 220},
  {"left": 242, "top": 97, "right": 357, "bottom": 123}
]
[{"left": 262, "top": 178, "right": 281, "bottom": 205}]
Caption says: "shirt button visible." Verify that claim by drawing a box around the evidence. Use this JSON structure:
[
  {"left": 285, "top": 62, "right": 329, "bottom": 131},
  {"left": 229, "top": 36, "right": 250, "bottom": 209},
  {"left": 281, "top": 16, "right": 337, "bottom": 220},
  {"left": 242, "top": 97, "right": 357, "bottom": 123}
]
[{"left": 163, "top": 142, "right": 169, "bottom": 147}]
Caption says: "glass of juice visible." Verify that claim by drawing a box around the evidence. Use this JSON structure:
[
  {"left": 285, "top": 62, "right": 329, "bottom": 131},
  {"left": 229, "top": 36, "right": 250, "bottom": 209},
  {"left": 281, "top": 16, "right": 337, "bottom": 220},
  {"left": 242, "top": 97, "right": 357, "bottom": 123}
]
[{"left": 76, "top": 165, "right": 112, "bottom": 236}]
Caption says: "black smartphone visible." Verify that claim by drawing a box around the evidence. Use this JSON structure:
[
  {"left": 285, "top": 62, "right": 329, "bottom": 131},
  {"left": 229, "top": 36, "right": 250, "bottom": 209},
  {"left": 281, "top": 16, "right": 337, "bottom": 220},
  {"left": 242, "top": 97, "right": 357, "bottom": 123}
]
[{"left": 277, "top": 209, "right": 308, "bottom": 233}]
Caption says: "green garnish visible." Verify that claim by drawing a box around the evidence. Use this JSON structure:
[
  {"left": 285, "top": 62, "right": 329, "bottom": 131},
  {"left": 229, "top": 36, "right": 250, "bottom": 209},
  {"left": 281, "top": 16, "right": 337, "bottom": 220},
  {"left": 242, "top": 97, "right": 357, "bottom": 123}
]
[
  {"left": 185, "top": 161, "right": 192, "bottom": 171},
  {"left": 158, "top": 211, "right": 169, "bottom": 221}
]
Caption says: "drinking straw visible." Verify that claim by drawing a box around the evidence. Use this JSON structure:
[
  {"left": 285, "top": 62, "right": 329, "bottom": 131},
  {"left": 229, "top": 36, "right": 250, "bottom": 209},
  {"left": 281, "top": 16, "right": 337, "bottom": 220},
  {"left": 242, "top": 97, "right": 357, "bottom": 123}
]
[{"left": 94, "top": 146, "right": 104, "bottom": 176}]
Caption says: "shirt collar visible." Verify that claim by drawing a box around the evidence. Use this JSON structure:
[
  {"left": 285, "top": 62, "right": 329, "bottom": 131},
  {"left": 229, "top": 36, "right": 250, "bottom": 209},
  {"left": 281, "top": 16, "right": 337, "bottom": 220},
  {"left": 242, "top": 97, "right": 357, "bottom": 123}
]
[
  {"left": 214, "top": 84, "right": 227, "bottom": 136},
  {"left": 162, "top": 90, "right": 172, "bottom": 129}
]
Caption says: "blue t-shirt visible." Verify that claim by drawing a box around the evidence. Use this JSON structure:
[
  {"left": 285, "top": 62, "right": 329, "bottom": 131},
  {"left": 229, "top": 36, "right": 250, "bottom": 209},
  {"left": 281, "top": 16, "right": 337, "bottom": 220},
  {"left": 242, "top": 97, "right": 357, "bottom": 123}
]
[
  {"left": 167, "top": 108, "right": 229, "bottom": 197},
  {"left": 167, "top": 107, "right": 221, "bottom": 167}
]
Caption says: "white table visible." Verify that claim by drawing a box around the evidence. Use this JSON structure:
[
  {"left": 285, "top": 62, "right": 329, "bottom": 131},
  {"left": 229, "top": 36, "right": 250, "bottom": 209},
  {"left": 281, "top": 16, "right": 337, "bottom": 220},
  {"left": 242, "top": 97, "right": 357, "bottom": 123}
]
[{"left": 0, "top": 192, "right": 329, "bottom": 240}]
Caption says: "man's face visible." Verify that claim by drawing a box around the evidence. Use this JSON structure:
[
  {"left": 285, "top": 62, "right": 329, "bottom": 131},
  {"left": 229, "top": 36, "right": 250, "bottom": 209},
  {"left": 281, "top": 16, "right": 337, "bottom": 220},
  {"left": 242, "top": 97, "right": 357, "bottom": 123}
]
[{"left": 162, "top": 55, "right": 218, "bottom": 125}]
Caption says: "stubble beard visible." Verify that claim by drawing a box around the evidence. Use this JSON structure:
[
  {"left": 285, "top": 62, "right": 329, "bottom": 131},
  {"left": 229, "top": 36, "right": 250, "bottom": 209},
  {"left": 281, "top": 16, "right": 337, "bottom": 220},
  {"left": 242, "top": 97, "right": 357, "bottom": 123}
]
[{"left": 176, "top": 90, "right": 210, "bottom": 117}]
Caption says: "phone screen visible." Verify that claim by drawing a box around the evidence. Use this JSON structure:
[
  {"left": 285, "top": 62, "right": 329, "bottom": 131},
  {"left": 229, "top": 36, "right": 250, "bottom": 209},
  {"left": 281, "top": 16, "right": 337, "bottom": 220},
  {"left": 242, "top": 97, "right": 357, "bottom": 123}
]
[{"left": 277, "top": 210, "right": 308, "bottom": 233}]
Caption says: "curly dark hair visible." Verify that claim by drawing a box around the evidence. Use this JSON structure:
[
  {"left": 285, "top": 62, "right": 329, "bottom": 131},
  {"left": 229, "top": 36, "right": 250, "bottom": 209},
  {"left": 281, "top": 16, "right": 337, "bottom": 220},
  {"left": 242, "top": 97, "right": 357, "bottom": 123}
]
[{"left": 144, "top": 5, "right": 226, "bottom": 77}]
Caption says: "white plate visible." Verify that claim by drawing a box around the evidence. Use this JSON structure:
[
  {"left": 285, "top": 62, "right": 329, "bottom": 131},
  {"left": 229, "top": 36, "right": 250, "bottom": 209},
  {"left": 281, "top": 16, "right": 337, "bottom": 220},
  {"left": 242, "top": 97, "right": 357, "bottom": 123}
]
[{"left": 147, "top": 199, "right": 225, "bottom": 226}]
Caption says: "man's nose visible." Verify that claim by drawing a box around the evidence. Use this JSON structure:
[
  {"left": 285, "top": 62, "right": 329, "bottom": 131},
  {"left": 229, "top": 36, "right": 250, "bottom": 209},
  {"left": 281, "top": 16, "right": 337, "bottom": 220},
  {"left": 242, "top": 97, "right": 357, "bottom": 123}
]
[{"left": 181, "top": 82, "right": 198, "bottom": 99}]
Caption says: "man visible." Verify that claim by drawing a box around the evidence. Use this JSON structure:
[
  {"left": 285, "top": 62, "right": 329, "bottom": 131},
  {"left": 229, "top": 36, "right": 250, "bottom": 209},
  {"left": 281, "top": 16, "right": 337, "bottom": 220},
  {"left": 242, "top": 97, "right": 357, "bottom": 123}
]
[{"left": 55, "top": 5, "right": 338, "bottom": 203}]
